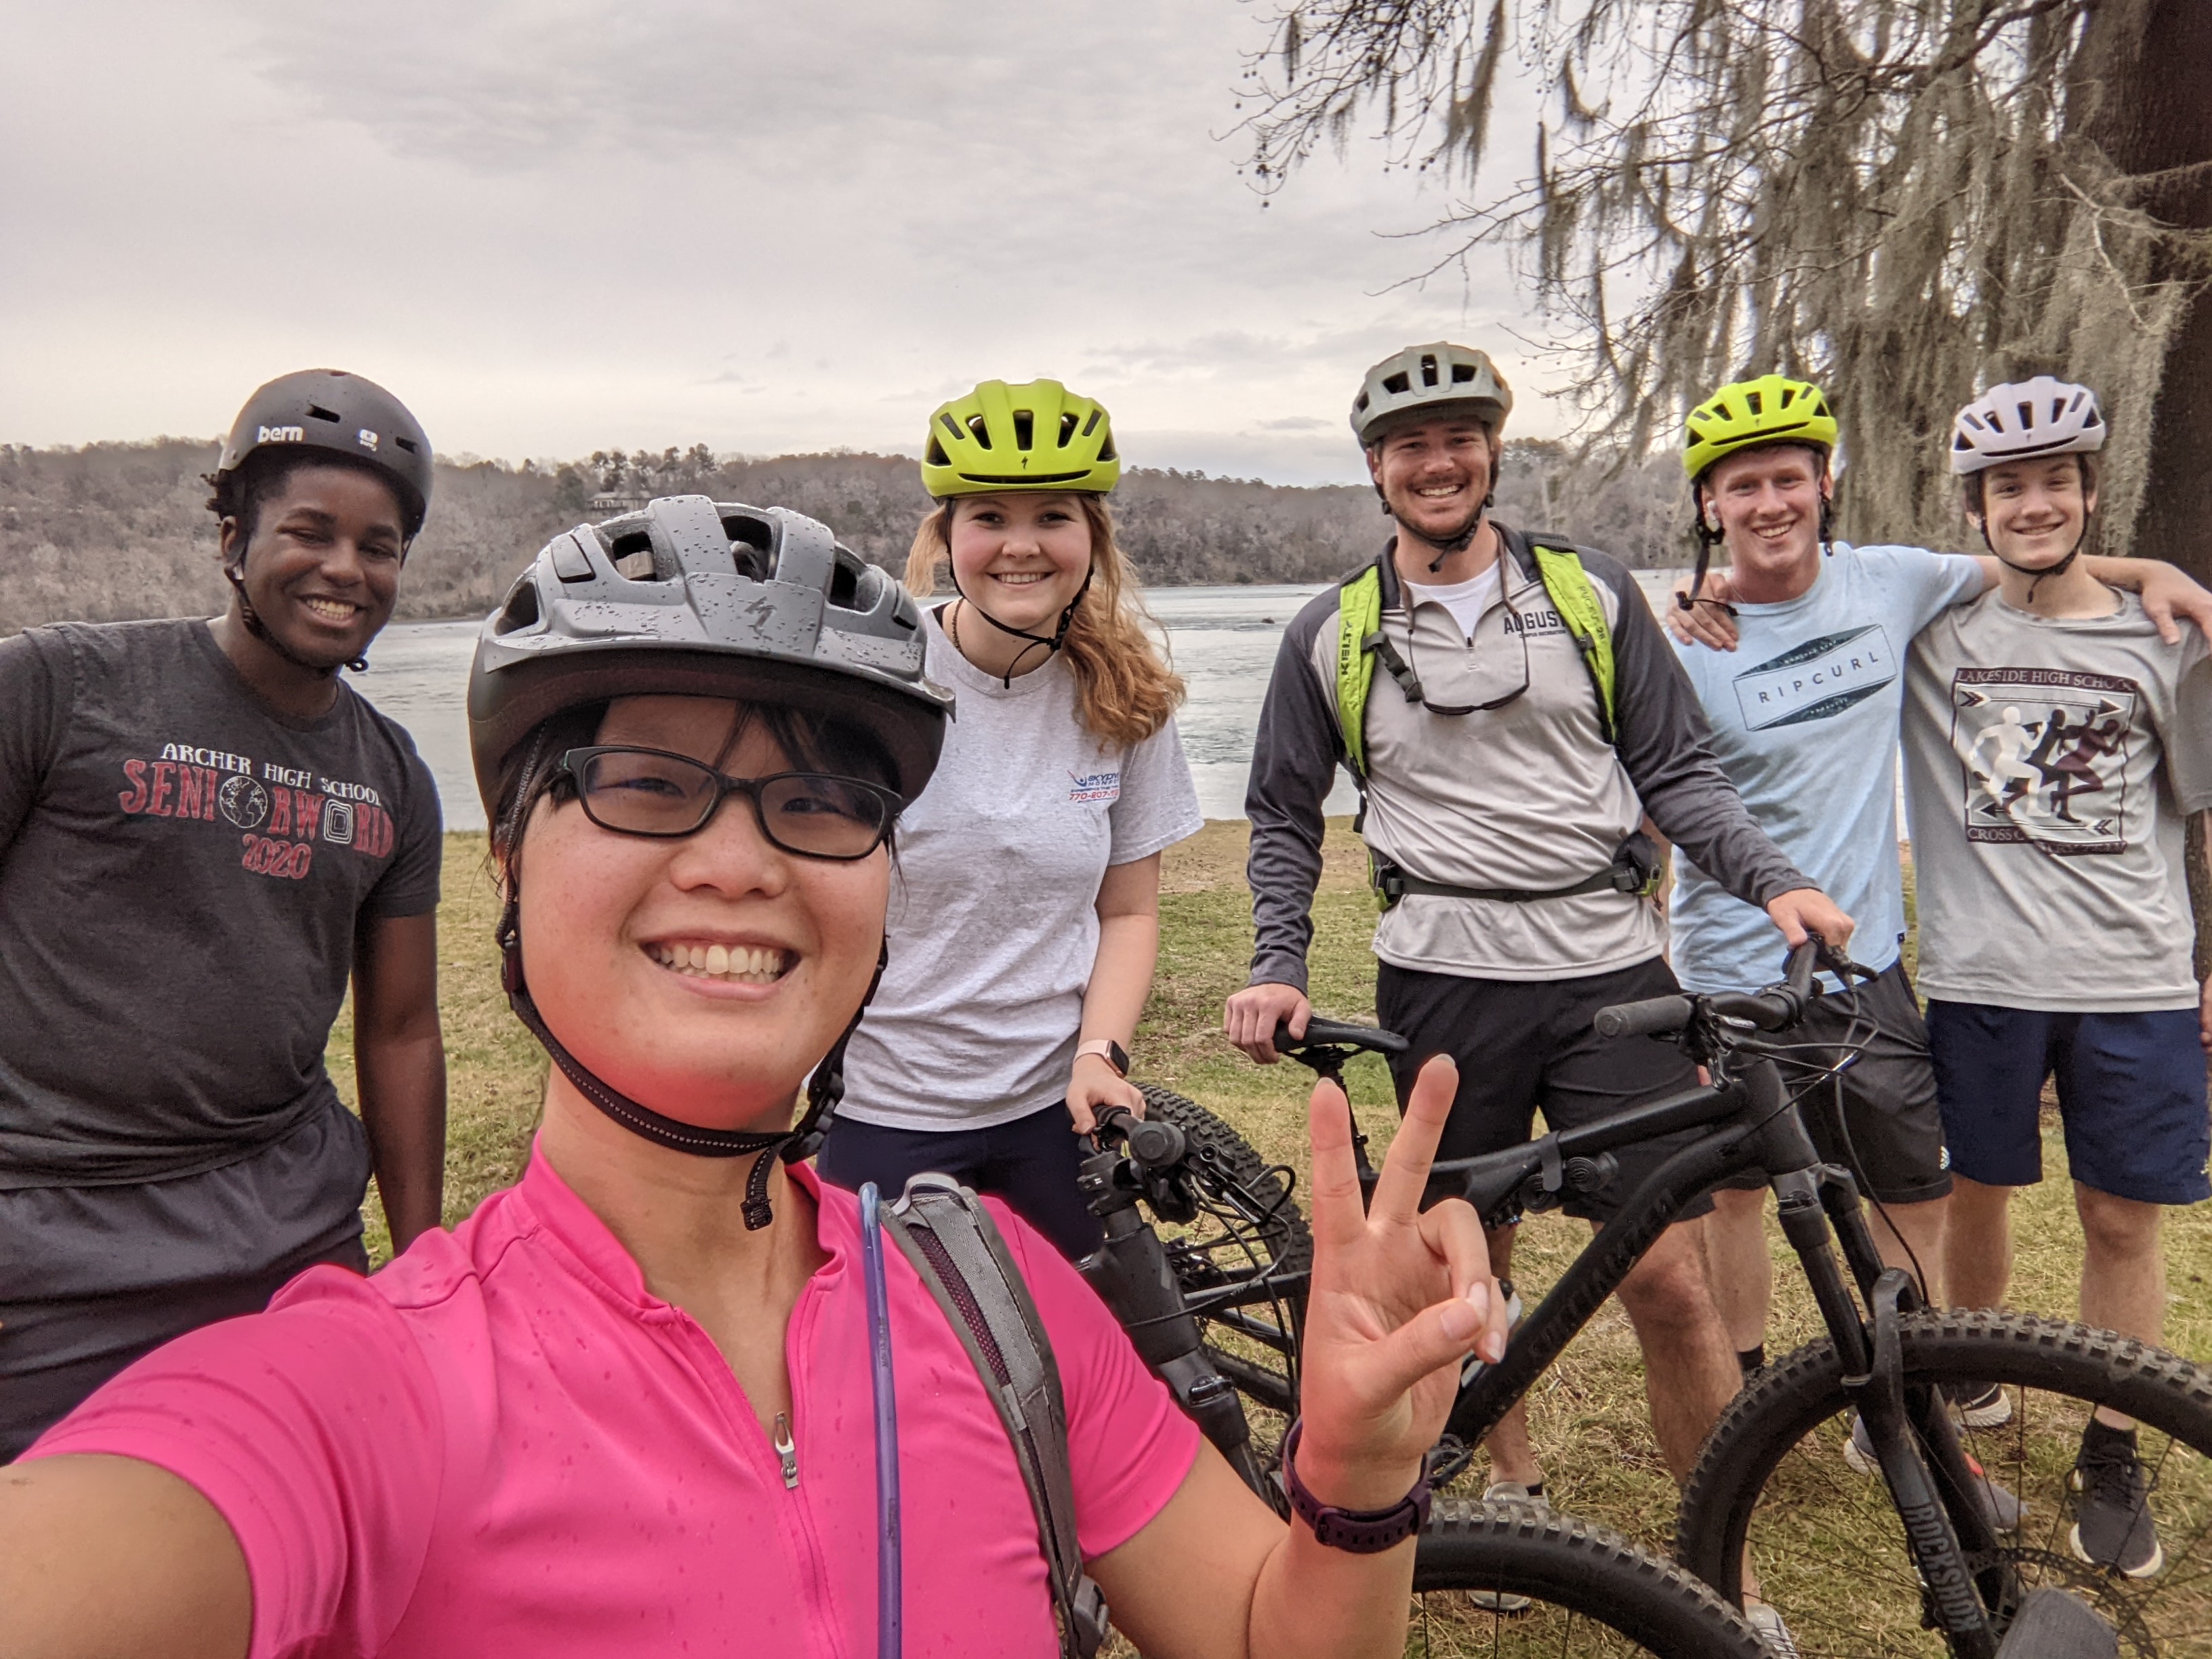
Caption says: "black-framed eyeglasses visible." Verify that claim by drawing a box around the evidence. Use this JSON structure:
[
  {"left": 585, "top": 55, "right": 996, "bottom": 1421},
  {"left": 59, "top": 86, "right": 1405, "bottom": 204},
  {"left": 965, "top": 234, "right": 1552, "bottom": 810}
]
[
  {"left": 1399, "top": 598, "right": 1532, "bottom": 716},
  {"left": 557, "top": 746, "right": 900, "bottom": 860}
]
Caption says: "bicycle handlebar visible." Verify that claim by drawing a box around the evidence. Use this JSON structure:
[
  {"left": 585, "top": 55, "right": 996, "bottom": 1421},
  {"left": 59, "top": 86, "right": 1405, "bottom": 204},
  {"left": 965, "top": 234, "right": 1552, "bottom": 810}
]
[
  {"left": 1269, "top": 1017, "right": 1409, "bottom": 1058},
  {"left": 1092, "top": 1104, "right": 1187, "bottom": 1173},
  {"left": 1593, "top": 939, "right": 1828, "bottom": 1042}
]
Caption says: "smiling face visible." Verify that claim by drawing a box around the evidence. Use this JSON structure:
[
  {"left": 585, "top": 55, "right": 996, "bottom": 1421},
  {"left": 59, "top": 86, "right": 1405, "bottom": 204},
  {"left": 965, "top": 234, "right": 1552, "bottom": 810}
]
[
  {"left": 514, "top": 695, "right": 890, "bottom": 1134},
  {"left": 1364, "top": 412, "right": 1498, "bottom": 545},
  {"left": 218, "top": 461, "right": 406, "bottom": 668},
  {"left": 1972, "top": 455, "right": 2096, "bottom": 570},
  {"left": 945, "top": 492, "right": 1094, "bottom": 629},
  {"left": 1702, "top": 444, "right": 1830, "bottom": 586}
]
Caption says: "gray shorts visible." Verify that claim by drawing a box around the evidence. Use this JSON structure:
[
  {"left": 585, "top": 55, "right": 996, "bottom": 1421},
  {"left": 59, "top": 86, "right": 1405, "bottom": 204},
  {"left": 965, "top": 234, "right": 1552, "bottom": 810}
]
[
  {"left": 1716, "top": 958, "right": 1952, "bottom": 1206},
  {"left": 0, "top": 1101, "right": 369, "bottom": 1460}
]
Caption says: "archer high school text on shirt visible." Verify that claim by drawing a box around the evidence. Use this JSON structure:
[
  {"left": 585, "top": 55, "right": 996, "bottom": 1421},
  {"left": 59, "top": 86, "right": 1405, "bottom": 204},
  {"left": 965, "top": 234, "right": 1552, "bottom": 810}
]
[{"left": 119, "top": 742, "right": 400, "bottom": 880}]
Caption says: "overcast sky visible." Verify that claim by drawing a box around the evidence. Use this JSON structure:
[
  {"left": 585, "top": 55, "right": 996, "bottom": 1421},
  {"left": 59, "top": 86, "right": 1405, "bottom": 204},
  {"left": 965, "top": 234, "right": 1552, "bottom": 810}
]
[{"left": 1, "top": 0, "right": 1556, "bottom": 485}]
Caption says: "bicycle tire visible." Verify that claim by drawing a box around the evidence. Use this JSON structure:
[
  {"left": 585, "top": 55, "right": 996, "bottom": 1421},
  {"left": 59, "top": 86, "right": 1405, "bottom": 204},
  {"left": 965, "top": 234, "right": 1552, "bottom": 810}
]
[
  {"left": 1138, "top": 1085, "right": 1313, "bottom": 1287},
  {"left": 1676, "top": 1309, "right": 2212, "bottom": 1656},
  {"left": 1136, "top": 1085, "right": 1311, "bottom": 1420},
  {"left": 1413, "top": 1499, "right": 1772, "bottom": 1656}
]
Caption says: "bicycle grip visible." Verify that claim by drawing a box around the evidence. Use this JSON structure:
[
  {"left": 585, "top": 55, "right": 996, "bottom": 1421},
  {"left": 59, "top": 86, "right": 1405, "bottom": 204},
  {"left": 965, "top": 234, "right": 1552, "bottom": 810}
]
[{"left": 1593, "top": 995, "right": 1692, "bottom": 1039}]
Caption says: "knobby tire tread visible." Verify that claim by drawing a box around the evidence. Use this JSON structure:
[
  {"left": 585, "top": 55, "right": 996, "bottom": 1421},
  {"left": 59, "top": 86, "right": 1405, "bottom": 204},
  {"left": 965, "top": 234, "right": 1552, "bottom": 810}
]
[
  {"left": 1418, "top": 1499, "right": 1770, "bottom": 1656},
  {"left": 1676, "top": 1308, "right": 2212, "bottom": 1603},
  {"left": 1137, "top": 1085, "right": 1313, "bottom": 1284}
]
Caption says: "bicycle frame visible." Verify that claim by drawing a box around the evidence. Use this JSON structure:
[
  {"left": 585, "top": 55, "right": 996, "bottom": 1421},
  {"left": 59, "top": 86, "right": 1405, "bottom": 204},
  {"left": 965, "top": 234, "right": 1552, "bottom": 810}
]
[{"left": 1414, "top": 1052, "right": 2013, "bottom": 1656}]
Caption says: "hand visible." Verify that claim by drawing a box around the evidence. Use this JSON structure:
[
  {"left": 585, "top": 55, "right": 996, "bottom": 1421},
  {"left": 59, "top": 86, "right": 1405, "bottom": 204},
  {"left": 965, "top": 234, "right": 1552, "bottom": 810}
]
[
  {"left": 1664, "top": 569, "right": 1742, "bottom": 651},
  {"left": 2199, "top": 977, "right": 2210, "bottom": 1054},
  {"left": 1765, "top": 886, "right": 1856, "bottom": 953},
  {"left": 1225, "top": 981, "right": 1311, "bottom": 1063},
  {"left": 1067, "top": 1054, "right": 1145, "bottom": 1136},
  {"left": 2133, "top": 559, "right": 2212, "bottom": 647},
  {"left": 1292, "top": 1055, "right": 1508, "bottom": 1509}
]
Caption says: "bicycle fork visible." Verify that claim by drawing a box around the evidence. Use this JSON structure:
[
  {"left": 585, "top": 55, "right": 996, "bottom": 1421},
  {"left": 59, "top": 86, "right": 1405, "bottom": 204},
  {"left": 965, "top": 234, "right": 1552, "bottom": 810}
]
[{"left": 1751, "top": 1065, "right": 2011, "bottom": 1658}]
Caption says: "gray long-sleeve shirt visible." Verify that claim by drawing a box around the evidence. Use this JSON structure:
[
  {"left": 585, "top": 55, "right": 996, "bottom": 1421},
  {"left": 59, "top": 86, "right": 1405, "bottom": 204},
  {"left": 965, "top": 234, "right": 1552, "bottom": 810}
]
[{"left": 1246, "top": 525, "right": 1811, "bottom": 989}]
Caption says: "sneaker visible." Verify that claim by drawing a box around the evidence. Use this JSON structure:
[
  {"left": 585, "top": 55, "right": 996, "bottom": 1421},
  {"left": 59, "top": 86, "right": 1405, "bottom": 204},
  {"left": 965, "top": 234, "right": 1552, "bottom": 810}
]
[
  {"left": 1468, "top": 1481, "right": 1544, "bottom": 1613},
  {"left": 2070, "top": 1422, "right": 2163, "bottom": 1578},
  {"left": 1743, "top": 1599, "right": 1803, "bottom": 1657},
  {"left": 1948, "top": 1380, "right": 2013, "bottom": 1428},
  {"left": 1844, "top": 1415, "right": 2023, "bottom": 1531}
]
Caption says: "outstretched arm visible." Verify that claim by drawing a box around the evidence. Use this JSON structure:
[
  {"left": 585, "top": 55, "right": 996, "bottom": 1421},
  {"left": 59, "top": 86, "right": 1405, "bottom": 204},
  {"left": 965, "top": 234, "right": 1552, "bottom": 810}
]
[
  {"left": 1093, "top": 1057, "right": 1507, "bottom": 1658},
  {"left": 0, "top": 1455, "right": 249, "bottom": 1659}
]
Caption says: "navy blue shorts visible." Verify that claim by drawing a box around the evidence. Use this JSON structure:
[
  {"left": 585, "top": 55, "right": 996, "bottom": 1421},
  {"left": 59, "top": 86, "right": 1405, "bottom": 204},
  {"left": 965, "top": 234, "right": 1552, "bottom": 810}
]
[
  {"left": 817, "top": 1102, "right": 1103, "bottom": 1262},
  {"left": 1925, "top": 1001, "right": 2211, "bottom": 1205}
]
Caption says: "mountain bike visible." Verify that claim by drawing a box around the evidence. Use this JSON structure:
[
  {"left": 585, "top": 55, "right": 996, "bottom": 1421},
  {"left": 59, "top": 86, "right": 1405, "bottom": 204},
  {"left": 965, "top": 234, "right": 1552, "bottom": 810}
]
[
  {"left": 1090, "top": 943, "right": 2212, "bottom": 1656},
  {"left": 1077, "top": 1071, "right": 1768, "bottom": 1654}
]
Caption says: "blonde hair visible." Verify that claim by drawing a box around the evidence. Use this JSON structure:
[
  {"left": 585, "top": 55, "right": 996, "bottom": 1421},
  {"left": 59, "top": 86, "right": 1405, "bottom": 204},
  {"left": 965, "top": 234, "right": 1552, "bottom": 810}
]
[{"left": 904, "top": 495, "right": 1184, "bottom": 749}]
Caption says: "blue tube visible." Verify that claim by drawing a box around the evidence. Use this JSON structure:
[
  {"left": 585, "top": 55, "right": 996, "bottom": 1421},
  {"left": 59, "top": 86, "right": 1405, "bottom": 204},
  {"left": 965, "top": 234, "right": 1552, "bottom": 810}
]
[{"left": 859, "top": 1183, "right": 901, "bottom": 1659}]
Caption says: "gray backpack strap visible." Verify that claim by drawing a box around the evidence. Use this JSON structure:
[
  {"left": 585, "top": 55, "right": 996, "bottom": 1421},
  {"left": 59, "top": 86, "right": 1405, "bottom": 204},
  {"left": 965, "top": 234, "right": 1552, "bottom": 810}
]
[{"left": 884, "top": 1173, "right": 1109, "bottom": 1659}]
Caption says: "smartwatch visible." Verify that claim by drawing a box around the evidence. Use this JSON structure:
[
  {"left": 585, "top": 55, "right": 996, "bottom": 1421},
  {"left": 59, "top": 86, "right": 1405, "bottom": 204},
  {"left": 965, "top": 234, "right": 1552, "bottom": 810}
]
[{"left": 1073, "top": 1038, "right": 1130, "bottom": 1078}]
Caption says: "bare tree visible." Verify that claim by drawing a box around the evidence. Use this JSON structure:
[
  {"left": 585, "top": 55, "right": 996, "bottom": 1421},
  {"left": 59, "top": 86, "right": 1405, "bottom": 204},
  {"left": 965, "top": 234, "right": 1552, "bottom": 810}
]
[{"left": 1237, "top": 1, "right": 2212, "bottom": 569}]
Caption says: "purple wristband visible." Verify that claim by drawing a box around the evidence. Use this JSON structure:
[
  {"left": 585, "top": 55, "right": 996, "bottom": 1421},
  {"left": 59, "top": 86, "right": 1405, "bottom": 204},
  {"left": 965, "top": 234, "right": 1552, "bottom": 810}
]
[{"left": 1280, "top": 1419, "right": 1433, "bottom": 1553}]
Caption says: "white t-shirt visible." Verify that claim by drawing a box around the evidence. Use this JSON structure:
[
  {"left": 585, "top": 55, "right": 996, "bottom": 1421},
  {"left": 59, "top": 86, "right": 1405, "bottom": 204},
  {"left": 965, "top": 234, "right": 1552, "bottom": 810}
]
[
  {"left": 1403, "top": 562, "right": 1502, "bottom": 640},
  {"left": 838, "top": 611, "right": 1204, "bottom": 1131}
]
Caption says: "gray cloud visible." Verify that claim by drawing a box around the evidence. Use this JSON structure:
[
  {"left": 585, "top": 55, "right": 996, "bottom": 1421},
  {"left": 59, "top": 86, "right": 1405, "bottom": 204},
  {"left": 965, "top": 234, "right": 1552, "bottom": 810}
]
[{"left": 2, "top": 0, "right": 1559, "bottom": 487}]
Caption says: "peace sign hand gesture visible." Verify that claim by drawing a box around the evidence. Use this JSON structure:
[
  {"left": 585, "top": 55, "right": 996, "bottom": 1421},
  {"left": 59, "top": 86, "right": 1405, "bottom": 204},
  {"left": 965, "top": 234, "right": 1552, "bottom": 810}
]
[{"left": 1289, "top": 1054, "right": 1509, "bottom": 1509}]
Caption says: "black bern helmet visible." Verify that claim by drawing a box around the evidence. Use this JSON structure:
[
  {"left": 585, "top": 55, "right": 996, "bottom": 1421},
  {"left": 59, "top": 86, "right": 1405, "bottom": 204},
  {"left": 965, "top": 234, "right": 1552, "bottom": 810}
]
[{"left": 214, "top": 369, "right": 434, "bottom": 539}]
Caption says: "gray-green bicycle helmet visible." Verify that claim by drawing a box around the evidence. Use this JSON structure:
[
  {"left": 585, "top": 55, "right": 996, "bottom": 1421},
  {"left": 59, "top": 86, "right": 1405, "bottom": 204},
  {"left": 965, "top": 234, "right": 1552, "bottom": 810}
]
[{"left": 469, "top": 494, "right": 953, "bottom": 819}]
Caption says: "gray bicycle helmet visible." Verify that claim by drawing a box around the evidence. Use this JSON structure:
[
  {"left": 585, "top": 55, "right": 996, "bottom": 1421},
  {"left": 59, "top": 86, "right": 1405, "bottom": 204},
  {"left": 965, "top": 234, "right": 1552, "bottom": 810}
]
[
  {"left": 1950, "top": 377, "right": 2107, "bottom": 475},
  {"left": 213, "top": 368, "right": 434, "bottom": 537},
  {"left": 469, "top": 494, "right": 953, "bottom": 819},
  {"left": 1351, "top": 342, "right": 1514, "bottom": 447}
]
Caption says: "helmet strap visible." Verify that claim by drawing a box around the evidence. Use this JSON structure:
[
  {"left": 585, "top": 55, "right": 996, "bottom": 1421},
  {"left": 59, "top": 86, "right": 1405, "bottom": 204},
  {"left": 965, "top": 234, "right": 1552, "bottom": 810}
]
[
  {"left": 224, "top": 559, "right": 367, "bottom": 676},
  {"left": 1981, "top": 513, "right": 2091, "bottom": 606},
  {"left": 1678, "top": 508, "right": 1733, "bottom": 617},
  {"left": 948, "top": 562, "right": 1092, "bottom": 689}
]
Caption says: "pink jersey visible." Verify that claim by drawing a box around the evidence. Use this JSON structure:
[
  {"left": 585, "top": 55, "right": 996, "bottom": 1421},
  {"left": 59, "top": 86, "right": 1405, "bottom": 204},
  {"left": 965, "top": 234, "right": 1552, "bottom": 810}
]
[{"left": 27, "top": 1149, "right": 1197, "bottom": 1658}]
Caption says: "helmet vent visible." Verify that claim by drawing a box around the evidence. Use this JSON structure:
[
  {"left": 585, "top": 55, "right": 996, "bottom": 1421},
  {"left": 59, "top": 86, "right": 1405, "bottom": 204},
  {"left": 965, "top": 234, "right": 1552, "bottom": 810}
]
[
  {"left": 1746, "top": 390, "right": 1764, "bottom": 415},
  {"left": 306, "top": 404, "right": 342, "bottom": 423},
  {"left": 965, "top": 413, "right": 993, "bottom": 450},
  {"left": 828, "top": 560, "right": 860, "bottom": 609},
  {"left": 494, "top": 577, "right": 540, "bottom": 634},
  {"left": 1081, "top": 408, "right": 1102, "bottom": 437},
  {"left": 926, "top": 434, "right": 949, "bottom": 466},
  {"left": 1419, "top": 354, "right": 1439, "bottom": 386},
  {"left": 1012, "top": 410, "right": 1034, "bottom": 451},
  {"left": 607, "top": 531, "right": 656, "bottom": 577},
  {"left": 1059, "top": 412, "right": 1080, "bottom": 445},
  {"left": 2018, "top": 401, "right": 2035, "bottom": 430},
  {"left": 1451, "top": 361, "right": 1477, "bottom": 384},
  {"left": 394, "top": 436, "right": 419, "bottom": 454},
  {"left": 721, "top": 515, "right": 773, "bottom": 580},
  {"left": 1382, "top": 372, "right": 1411, "bottom": 395}
]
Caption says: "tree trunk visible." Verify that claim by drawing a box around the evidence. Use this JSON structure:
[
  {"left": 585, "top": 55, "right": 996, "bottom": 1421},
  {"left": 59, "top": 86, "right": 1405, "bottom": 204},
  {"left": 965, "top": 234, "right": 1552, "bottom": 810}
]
[{"left": 2076, "top": 0, "right": 2212, "bottom": 982}]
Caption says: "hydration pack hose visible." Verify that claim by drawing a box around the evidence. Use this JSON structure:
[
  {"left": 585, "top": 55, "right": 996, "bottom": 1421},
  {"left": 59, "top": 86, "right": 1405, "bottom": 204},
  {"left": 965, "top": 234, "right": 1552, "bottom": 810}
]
[{"left": 860, "top": 1182, "right": 903, "bottom": 1659}]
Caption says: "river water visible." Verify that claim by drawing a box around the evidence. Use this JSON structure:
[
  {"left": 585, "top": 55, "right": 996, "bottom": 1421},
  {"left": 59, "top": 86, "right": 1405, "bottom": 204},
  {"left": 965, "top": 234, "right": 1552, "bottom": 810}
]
[{"left": 355, "top": 575, "right": 1681, "bottom": 832}]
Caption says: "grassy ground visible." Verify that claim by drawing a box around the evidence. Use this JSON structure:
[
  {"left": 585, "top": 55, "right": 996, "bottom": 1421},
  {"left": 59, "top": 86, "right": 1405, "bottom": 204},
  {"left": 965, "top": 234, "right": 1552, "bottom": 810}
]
[{"left": 328, "top": 823, "right": 2212, "bottom": 1652}]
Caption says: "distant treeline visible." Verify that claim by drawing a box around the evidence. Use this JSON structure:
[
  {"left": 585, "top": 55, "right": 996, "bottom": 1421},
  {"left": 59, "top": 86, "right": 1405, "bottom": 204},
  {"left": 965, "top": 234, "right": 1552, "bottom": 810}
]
[{"left": 0, "top": 438, "right": 1690, "bottom": 634}]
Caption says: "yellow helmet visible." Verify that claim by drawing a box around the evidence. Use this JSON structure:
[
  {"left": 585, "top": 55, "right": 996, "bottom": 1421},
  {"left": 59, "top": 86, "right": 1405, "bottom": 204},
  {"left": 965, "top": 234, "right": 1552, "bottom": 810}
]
[
  {"left": 1683, "top": 375, "right": 1837, "bottom": 481},
  {"left": 920, "top": 378, "right": 1120, "bottom": 499}
]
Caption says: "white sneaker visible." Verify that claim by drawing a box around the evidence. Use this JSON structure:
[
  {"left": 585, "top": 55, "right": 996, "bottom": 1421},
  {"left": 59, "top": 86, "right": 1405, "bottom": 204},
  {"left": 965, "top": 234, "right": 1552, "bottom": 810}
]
[{"left": 1744, "top": 1599, "right": 1802, "bottom": 1657}]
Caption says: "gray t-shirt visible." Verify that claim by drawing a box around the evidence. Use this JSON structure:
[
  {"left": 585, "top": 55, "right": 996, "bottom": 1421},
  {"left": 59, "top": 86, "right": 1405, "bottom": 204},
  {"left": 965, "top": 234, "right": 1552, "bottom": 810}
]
[
  {"left": 0, "top": 619, "right": 444, "bottom": 1189},
  {"left": 1902, "top": 590, "right": 2212, "bottom": 1011},
  {"left": 838, "top": 613, "right": 1203, "bottom": 1130}
]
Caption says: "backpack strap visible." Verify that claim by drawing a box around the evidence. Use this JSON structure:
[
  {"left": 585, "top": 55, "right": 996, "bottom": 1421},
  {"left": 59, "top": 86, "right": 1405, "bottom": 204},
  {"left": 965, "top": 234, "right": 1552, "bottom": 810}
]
[
  {"left": 1526, "top": 539, "right": 1618, "bottom": 744},
  {"left": 1334, "top": 559, "right": 1386, "bottom": 781},
  {"left": 884, "top": 1174, "right": 1109, "bottom": 1659}
]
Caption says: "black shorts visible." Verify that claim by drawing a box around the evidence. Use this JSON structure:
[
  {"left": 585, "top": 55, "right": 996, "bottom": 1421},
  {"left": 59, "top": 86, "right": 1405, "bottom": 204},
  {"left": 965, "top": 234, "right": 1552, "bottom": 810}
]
[
  {"left": 1714, "top": 958, "right": 1952, "bottom": 1206},
  {"left": 1375, "top": 956, "right": 1710, "bottom": 1223}
]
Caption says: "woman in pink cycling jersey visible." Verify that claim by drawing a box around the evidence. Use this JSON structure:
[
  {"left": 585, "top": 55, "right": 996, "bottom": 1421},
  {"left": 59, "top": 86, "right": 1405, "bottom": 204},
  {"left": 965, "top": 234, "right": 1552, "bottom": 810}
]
[{"left": 1, "top": 499, "right": 1505, "bottom": 1659}]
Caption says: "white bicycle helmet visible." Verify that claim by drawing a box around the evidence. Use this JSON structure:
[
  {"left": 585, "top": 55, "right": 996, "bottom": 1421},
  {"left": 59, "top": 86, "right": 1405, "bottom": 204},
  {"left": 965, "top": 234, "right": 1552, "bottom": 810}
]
[
  {"left": 1351, "top": 343, "right": 1513, "bottom": 447},
  {"left": 1949, "top": 378, "right": 2107, "bottom": 475}
]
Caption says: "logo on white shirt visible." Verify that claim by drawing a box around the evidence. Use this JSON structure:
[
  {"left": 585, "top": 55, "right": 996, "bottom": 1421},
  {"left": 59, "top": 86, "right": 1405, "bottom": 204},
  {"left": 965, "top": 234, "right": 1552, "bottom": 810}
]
[
  {"left": 1732, "top": 626, "right": 1896, "bottom": 730},
  {"left": 1067, "top": 769, "right": 1121, "bottom": 804}
]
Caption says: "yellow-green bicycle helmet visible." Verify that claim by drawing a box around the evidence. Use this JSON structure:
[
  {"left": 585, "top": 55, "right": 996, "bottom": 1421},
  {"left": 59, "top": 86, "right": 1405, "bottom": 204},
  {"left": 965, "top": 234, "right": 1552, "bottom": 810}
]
[
  {"left": 1683, "top": 375, "right": 1837, "bottom": 481},
  {"left": 920, "top": 378, "right": 1120, "bottom": 499}
]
